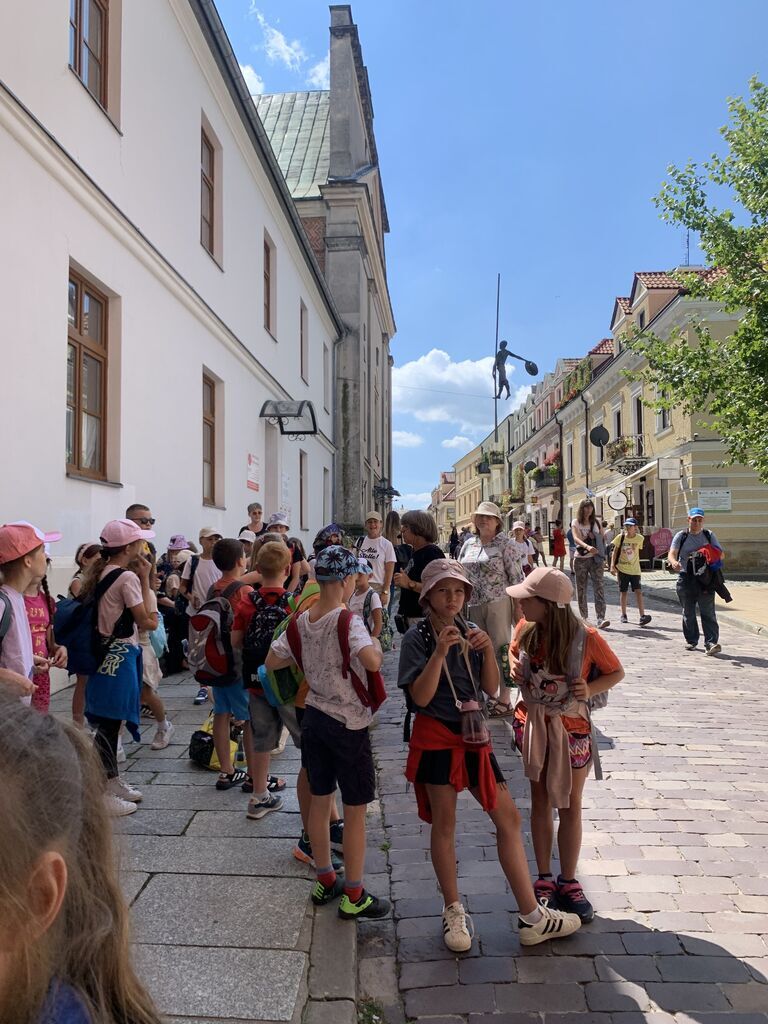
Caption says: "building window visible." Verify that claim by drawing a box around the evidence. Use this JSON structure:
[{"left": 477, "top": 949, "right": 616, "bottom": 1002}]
[
  {"left": 202, "top": 374, "right": 216, "bottom": 505},
  {"left": 638, "top": 309, "right": 646, "bottom": 330},
  {"left": 323, "top": 466, "right": 330, "bottom": 523},
  {"left": 656, "top": 389, "right": 671, "bottom": 433},
  {"left": 580, "top": 431, "right": 587, "bottom": 472},
  {"left": 264, "top": 233, "right": 276, "bottom": 335},
  {"left": 299, "top": 301, "right": 309, "bottom": 383},
  {"left": 69, "top": 0, "right": 109, "bottom": 108},
  {"left": 613, "top": 406, "right": 622, "bottom": 440},
  {"left": 323, "top": 343, "right": 331, "bottom": 412},
  {"left": 200, "top": 128, "right": 215, "bottom": 256},
  {"left": 67, "top": 269, "right": 108, "bottom": 478},
  {"left": 299, "top": 450, "right": 308, "bottom": 529},
  {"left": 567, "top": 442, "right": 574, "bottom": 478}
]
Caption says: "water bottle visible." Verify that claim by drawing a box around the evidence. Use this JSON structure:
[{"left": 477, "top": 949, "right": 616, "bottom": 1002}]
[{"left": 459, "top": 700, "right": 490, "bottom": 746}]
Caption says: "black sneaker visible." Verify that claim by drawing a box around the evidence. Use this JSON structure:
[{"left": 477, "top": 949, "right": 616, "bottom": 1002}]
[
  {"left": 311, "top": 876, "right": 344, "bottom": 906},
  {"left": 215, "top": 769, "right": 248, "bottom": 791},
  {"left": 556, "top": 876, "right": 594, "bottom": 923},
  {"left": 338, "top": 889, "right": 391, "bottom": 920},
  {"left": 293, "top": 831, "right": 344, "bottom": 872},
  {"left": 533, "top": 875, "right": 558, "bottom": 908},
  {"left": 620, "top": 614, "right": 628, "bottom": 624},
  {"left": 193, "top": 687, "right": 208, "bottom": 705},
  {"left": 329, "top": 818, "right": 345, "bottom": 852},
  {"left": 639, "top": 614, "right": 652, "bottom": 627}
]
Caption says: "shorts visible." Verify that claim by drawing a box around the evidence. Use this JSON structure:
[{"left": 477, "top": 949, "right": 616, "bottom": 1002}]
[
  {"left": 300, "top": 704, "right": 375, "bottom": 806},
  {"left": 249, "top": 693, "right": 302, "bottom": 752},
  {"left": 618, "top": 571, "right": 642, "bottom": 593},
  {"left": 512, "top": 717, "right": 592, "bottom": 770},
  {"left": 140, "top": 643, "right": 162, "bottom": 691},
  {"left": 415, "top": 748, "right": 505, "bottom": 788},
  {"left": 212, "top": 681, "right": 250, "bottom": 720}
]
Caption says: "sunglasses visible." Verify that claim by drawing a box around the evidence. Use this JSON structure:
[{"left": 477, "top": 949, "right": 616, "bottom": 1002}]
[{"left": 135, "top": 517, "right": 156, "bottom": 526}]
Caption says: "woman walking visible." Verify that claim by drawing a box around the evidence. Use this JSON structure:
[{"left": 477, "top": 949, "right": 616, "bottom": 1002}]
[
  {"left": 571, "top": 499, "right": 610, "bottom": 629},
  {"left": 394, "top": 510, "right": 445, "bottom": 628}
]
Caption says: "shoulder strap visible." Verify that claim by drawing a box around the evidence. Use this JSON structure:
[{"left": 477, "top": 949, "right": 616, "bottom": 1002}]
[
  {"left": 222, "top": 581, "right": 245, "bottom": 600},
  {"left": 363, "top": 589, "right": 373, "bottom": 624},
  {"left": 0, "top": 590, "right": 12, "bottom": 644},
  {"left": 188, "top": 555, "right": 200, "bottom": 583},
  {"left": 285, "top": 613, "right": 305, "bottom": 673},
  {"left": 703, "top": 529, "right": 712, "bottom": 543},
  {"left": 93, "top": 567, "right": 126, "bottom": 602},
  {"left": 567, "top": 622, "right": 587, "bottom": 683}
]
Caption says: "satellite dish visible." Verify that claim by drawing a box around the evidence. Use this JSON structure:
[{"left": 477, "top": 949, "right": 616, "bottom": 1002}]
[
  {"left": 524, "top": 360, "right": 539, "bottom": 377},
  {"left": 523, "top": 461, "right": 537, "bottom": 473},
  {"left": 589, "top": 425, "right": 609, "bottom": 447},
  {"left": 608, "top": 490, "right": 628, "bottom": 511}
]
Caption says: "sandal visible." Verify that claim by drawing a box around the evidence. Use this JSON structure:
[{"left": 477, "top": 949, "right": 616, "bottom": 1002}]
[
  {"left": 241, "top": 774, "right": 287, "bottom": 794},
  {"left": 216, "top": 769, "right": 248, "bottom": 791},
  {"left": 487, "top": 701, "right": 515, "bottom": 719}
]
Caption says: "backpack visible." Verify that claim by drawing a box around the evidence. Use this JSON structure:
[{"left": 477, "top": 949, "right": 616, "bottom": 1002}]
[
  {"left": 188, "top": 581, "right": 246, "bottom": 686},
  {"left": 174, "top": 555, "right": 199, "bottom": 614},
  {"left": 242, "top": 590, "right": 293, "bottom": 688},
  {"left": 189, "top": 711, "right": 242, "bottom": 770},
  {"left": 0, "top": 589, "right": 12, "bottom": 651},
  {"left": 259, "top": 581, "right": 322, "bottom": 707},
  {"left": 284, "top": 609, "right": 387, "bottom": 713},
  {"left": 52, "top": 569, "right": 130, "bottom": 675}
]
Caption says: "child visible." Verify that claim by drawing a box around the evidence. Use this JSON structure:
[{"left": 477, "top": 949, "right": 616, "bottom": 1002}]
[
  {"left": 287, "top": 536, "right": 311, "bottom": 592},
  {"left": 82, "top": 519, "right": 158, "bottom": 816},
  {"left": 0, "top": 523, "right": 62, "bottom": 703},
  {"left": 609, "top": 518, "right": 652, "bottom": 626},
  {"left": 266, "top": 545, "right": 389, "bottom": 920},
  {"left": 67, "top": 543, "right": 101, "bottom": 724},
  {"left": 348, "top": 559, "right": 383, "bottom": 638},
  {"left": 0, "top": 691, "right": 162, "bottom": 1024},
  {"left": 510, "top": 521, "right": 536, "bottom": 576},
  {"left": 507, "top": 567, "right": 624, "bottom": 922},
  {"left": 398, "top": 559, "right": 582, "bottom": 952},
  {"left": 531, "top": 527, "right": 548, "bottom": 567},
  {"left": 552, "top": 519, "right": 566, "bottom": 571},
  {"left": 129, "top": 553, "right": 175, "bottom": 749},
  {"left": 180, "top": 527, "right": 222, "bottom": 705},
  {"left": 24, "top": 563, "right": 67, "bottom": 713}
]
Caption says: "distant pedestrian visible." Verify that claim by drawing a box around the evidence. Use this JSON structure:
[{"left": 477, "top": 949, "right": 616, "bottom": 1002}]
[
  {"left": 24, "top": 564, "right": 67, "bottom": 713},
  {"left": 241, "top": 501, "right": 268, "bottom": 538},
  {"left": 566, "top": 525, "right": 577, "bottom": 574},
  {"left": 602, "top": 520, "right": 616, "bottom": 547},
  {"left": 668, "top": 508, "right": 722, "bottom": 656},
  {"left": 530, "top": 527, "right": 548, "bottom": 566},
  {"left": 609, "top": 519, "right": 652, "bottom": 626},
  {"left": 509, "top": 521, "right": 536, "bottom": 576},
  {"left": 552, "top": 519, "right": 566, "bottom": 571},
  {"left": 571, "top": 500, "right": 610, "bottom": 629},
  {"left": 449, "top": 525, "right": 460, "bottom": 558}
]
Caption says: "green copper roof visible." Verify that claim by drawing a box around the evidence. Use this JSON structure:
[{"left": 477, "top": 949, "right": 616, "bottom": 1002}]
[{"left": 255, "top": 91, "right": 330, "bottom": 199}]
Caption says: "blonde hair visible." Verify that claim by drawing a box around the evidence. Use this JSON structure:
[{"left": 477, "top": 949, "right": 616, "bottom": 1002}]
[
  {"left": 256, "top": 540, "right": 292, "bottom": 576},
  {"left": 0, "top": 694, "right": 161, "bottom": 1024},
  {"left": 248, "top": 532, "right": 288, "bottom": 572},
  {"left": 516, "top": 599, "right": 581, "bottom": 676}
]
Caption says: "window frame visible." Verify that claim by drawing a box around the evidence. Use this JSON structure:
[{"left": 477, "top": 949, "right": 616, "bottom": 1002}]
[
  {"left": 202, "top": 373, "right": 216, "bottom": 506},
  {"left": 69, "top": 0, "right": 109, "bottom": 109},
  {"left": 299, "top": 301, "right": 309, "bottom": 384},
  {"left": 299, "top": 449, "right": 308, "bottom": 530},
  {"left": 67, "top": 269, "right": 109, "bottom": 480},
  {"left": 200, "top": 128, "right": 215, "bottom": 256},
  {"left": 263, "top": 233, "right": 277, "bottom": 337}
]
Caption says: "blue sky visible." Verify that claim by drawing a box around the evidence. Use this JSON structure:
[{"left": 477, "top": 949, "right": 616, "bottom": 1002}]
[{"left": 216, "top": 1, "right": 767, "bottom": 508}]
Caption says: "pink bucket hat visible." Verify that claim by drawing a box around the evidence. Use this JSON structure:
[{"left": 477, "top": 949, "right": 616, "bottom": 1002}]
[
  {"left": 506, "top": 566, "right": 573, "bottom": 608},
  {"left": 419, "top": 558, "right": 473, "bottom": 608},
  {"left": 168, "top": 534, "right": 190, "bottom": 550},
  {"left": 100, "top": 518, "right": 155, "bottom": 547}
]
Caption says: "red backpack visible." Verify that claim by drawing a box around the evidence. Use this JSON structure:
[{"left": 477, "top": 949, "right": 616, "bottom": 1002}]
[{"left": 285, "top": 609, "right": 387, "bottom": 713}]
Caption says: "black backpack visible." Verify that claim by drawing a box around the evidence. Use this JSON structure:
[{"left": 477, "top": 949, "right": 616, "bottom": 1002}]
[{"left": 242, "top": 590, "right": 293, "bottom": 688}]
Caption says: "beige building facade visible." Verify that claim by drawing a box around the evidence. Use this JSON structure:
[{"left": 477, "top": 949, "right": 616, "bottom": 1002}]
[{"left": 429, "top": 471, "right": 456, "bottom": 548}]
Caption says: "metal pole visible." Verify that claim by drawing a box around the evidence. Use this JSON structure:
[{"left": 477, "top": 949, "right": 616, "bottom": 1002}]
[{"left": 494, "top": 273, "right": 500, "bottom": 444}]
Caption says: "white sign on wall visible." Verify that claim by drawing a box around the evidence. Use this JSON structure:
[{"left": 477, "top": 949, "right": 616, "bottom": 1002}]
[
  {"left": 658, "top": 457, "right": 681, "bottom": 480},
  {"left": 247, "top": 453, "right": 260, "bottom": 492},
  {"left": 698, "top": 488, "right": 732, "bottom": 512}
]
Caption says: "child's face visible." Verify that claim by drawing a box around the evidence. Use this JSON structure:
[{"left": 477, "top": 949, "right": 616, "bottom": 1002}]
[
  {"left": 427, "top": 580, "right": 466, "bottom": 619},
  {"left": 519, "top": 596, "right": 548, "bottom": 622},
  {"left": 356, "top": 572, "right": 369, "bottom": 590},
  {"left": 200, "top": 536, "right": 219, "bottom": 556},
  {"left": 27, "top": 545, "right": 47, "bottom": 583},
  {"left": 626, "top": 525, "right": 638, "bottom": 537}
]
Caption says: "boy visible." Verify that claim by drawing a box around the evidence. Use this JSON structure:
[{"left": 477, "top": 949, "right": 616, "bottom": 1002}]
[
  {"left": 609, "top": 518, "right": 652, "bottom": 626},
  {"left": 347, "top": 559, "right": 382, "bottom": 638},
  {"left": 266, "top": 545, "right": 390, "bottom": 920},
  {"left": 181, "top": 527, "right": 222, "bottom": 704}
]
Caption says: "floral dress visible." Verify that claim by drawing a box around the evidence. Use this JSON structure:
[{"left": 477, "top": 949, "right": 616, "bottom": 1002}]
[{"left": 458, "top": 534, "right": 523, "bottom": 603}]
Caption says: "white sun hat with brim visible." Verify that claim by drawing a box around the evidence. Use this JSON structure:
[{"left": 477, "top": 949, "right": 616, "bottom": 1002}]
[{"left": 472, "top": 501, "right": 502, "bottom": 522}]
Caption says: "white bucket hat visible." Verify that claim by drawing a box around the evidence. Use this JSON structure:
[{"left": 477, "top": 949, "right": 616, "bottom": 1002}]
[{"left": 472, "top": 501, "right": 502, "bottom": 522}]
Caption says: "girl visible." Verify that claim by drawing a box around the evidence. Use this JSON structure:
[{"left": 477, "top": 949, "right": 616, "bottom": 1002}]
[
  {"left": 531, "top": 527, "right": 548, "bottom": 567},
  {"left": 0, "top": 692, "right": 162, "bottom": 1024},
  {"left": 348, "top": 559, "right": 383, "bottom": 637},
  {"left": 398, "top": 559, "right": 581, "bottom": 952},
  {"left": 129, "top": 553, "right": 175, "bottom": 750},
  {"left": 552, "top": 519, "right": 566, "bottom": 571},
  {"left": 24, "top": 564, "right": 67, "bottom": 713},
  {"left": 506, "top": 567, "right": 624, "bottom": 922},
  {"left": 510, "top": 521, "right": 536, "bottom": 576},
  {"left": 81, "top": 518, "right": 158, "bottom": 816},
  {"left": 571, "top": 499, "right": 610, "bottom": 628},
  {"left": 287, "top": 536, "right": 311, "bottom": 592}
]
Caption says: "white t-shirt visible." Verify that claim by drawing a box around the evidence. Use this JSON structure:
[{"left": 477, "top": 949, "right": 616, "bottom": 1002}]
[
  {"left": 357, "top": 536, "right": 396, "bottom": 588},
  {"left": 181, "top": 557, "right": 222, "bottom": 615},
  {"left": 510, "top": 538, "right": 535, "bottom": 563},
  {"left": 348, "top": 588, "right": 382, "bottom": 632},
  {"left": 0, "top": 584, "right": 34, "bottom": 706},
  {"left": 271, "top": 606, "right": 374, "bottom": 729}
]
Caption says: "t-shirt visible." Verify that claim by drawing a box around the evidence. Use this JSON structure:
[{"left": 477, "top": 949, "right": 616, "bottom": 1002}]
[
  {"left": 357, "top": 536, "right": 396, "bottom": 588},
  {"left": 0, "top": 584, "right": 34, "bottom": 704},
  {"left": 510, "top": 538, "right": 535, "bottom": 564},
  {"left": 181, "top": 557, "right": 222, "bottom": 615},
  {"left": 612, "top": 533, "right": 644, "bottom": 576},
  {"left": 458, "top": 534, "right": 523, "bottom": 604},
  {"left": 97, "top": 566, "right": 143, "bottom": 643},
  {"left": 397, "top": 619, "right": 485, "bottom": 724},
  {"left": 571, "top": 520, "right": 602, "bottom": 560},
  {"left": 671, "top": 528, "right": 721, "bottom": 568},
  {"left": 270, "top": 606, "right": 373, "bottom": 729},
  {"left": 24, "top": 591, "right": 52, "bottom": 664},
  {"left": 349, "top": 587, "right": 382, "bottom": 632},
  {"left": 241, "top": 523, "right": 269, "bottom": 537},
  {"left": 397, "top": 544, "right": 445, "bottom": 618}
]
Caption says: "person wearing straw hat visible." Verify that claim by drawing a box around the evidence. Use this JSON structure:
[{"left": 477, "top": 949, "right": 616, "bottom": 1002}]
[{"left": 457, "top": 501, "right": 524, "bottom": 718}]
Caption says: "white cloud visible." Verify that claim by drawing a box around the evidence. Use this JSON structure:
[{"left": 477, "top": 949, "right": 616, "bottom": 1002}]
[
  {"left": 307, "top": 53, "right": 330, "bottom": 90},
  {"left": 250, "top": 6, "right": 307, "bottom": 71},
  {"left": 395, "top": 492, "right": 432, "bottom": 511},
  {"left": 441, "top": 435, "right": 473, "bottom": 451},
  {"left": 392, "top": 430, "right": 424, "bottom": 448},
  {"left": 392, "top": 348, "right": 530, "bottom": 436},
  {"left": 239, "top": 63, "right": 265, "bottom": 96}
]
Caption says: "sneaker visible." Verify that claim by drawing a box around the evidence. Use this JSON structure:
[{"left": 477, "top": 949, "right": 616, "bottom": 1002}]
[
  {"left": 639, "top": 614, "right": 652, "bottom": 627},
  {"left": 140, "top": 703, "right": 154, "bottom": 718},
  {"left": 150, "top": 719, "right": 175, "bottom": 751},
  {"left": 338, "top": 889, "right": 391, "bottom": 920},
  {"left": 271, "top": 725, "right": 289, "bottom": 755},
  {"left": 246, "top": 793, "right": 284, "bottom": 819},
  {"left": 556, "top": 877, "right": 594, "bottom": 923},
  {"left": 311, "top": 876, "right": 344, "bottom": 906},
  {"left": 442, "top": 901, "right": 473, "bottom": 952},
  {"left": 620, "top": 614, "right": 628, "bottom": 624},
  {"left": 116, "top": 738, "right": 126, "bottom": 764},
  {"left": 193, "top": 686, "right": 209, "bottom": 706},
  {"left": 705, "top": 643, "right": 722, "bottom": 656},
  {"left": 329, "top": 819, "right": 345, "bottom": 852},
  {"left": 518, "top": 904, "right": 582, "bottom": 945},
  {"left": 105, "top": 793, "right": 137, "bottom": 816},
  {"left": 108, "top": 776, "right": 142, "bottom": 803},
  {"left": 215, "top": 769, "right": 248, "bottom": 791},
  {"left": 598, "top": 619, "right": 611, "bottom": 630},
  {"left": 533, "top": 876, "right": 558, "bottom": 908},
  {"left": 293, "top": 831, "right": 344, "bottom": 872},
  {"left": 685, "top": 643, "right": 698, "bottom": 651}
]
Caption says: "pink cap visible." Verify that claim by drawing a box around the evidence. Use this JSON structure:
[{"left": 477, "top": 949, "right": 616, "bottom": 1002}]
[
  {"left": 506, "top": 566, "right": 573, "bottom": 607},
  {"left": 0, "top": 523, "right": 61, "bottom": 565},
  {"left": 100, "top": 518, "right": 155, "bottom": 547},
  {"left": 419, "top": 558, "right": 473, "bottom": 608}
]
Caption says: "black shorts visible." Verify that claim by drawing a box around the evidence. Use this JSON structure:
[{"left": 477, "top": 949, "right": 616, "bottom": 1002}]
[
  {"left": 415, "top": 748, "right": 505, "bottom": 788},
  {"left": 618, "top": 571, "right": 642, "bottom": 593},
  {"left": 300, "top": 705, "right": 375, "bottom": 806}
]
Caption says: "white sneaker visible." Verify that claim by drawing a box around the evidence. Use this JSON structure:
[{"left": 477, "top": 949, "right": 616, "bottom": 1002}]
[
  {"left": 151, "top": 719, "right": 175, "bottom": 750},
  {"left": 108, "top": 776, "right": 142, "bottom": 803},
  {"left": 442, "top": 901, "right": 473, "bottom": 952},
  {"left": 271, "top": 725, "right": 289, "bottom": 756},
  {"left": 105, "top": 793, "right": 137, "bottom": 816},
  {"left": 116, "top": 738, "right": 126, "bottom": 764},
  {"left": 518, "top": 904, "right": 582, "bottom": 945},
  {"left": 598, "top": 619, "right": 611, "bottom": 630}
]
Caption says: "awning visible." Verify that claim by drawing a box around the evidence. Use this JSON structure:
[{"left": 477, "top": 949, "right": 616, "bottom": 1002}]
[
  {"left": 592, "top": 460, "right": 657, "bottom": 499},
  {"left": 259, "top": 400, "right": 318, "bottom": 437}
]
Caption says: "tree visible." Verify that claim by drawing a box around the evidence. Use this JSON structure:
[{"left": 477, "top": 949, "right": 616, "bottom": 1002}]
[{"left": 624, "top": 76, "right": 768, "bottom": 482}]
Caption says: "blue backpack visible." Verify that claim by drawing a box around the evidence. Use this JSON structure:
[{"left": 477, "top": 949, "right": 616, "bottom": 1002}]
[{"left": 53, "top": 568, "right": 130, "bottom": 675}]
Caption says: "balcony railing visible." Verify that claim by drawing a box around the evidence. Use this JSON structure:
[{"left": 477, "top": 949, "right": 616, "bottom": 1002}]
[
  {"left": 531, "top": 470, "right": 562, "bottom": 492},
  {"left": 477, "top": 461, "right": 491, "bottom": 475},
  {"left": 605, "top": 434, "right": 647, "bottom": 475},
  {"left": 489, "top": 451, "right": 505, "bottom": 465}
]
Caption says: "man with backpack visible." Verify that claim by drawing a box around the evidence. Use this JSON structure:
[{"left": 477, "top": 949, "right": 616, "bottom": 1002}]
[
  {"left": 180, "top": 527, "right": 222, "bottom": 704},
  {"left": 668, "top": 508, "right": 722, "bottom": 656}
]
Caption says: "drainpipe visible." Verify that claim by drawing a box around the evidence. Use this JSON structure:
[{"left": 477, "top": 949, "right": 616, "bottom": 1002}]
[
  {"left": 580, "top": 392, "right": 590, "bottom": 492},
  {"left": 553, "top": 410, "right": 564, "bottom": 522}
]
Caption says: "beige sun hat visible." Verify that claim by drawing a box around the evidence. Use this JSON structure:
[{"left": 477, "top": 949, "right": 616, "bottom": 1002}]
[
  {"left": 506, "top": 566, "right": 574, "bottom": 608},
  {"left": 472, "top": 501, "right": 502, "bottom": 522},
  {"left": 419, "top": 558, "right": 473, "bottom": 608}
]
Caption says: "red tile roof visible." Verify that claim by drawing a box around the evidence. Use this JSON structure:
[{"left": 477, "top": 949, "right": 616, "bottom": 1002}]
[
  {"left": 589, "top": 338, "right": 614, "bottom": 356},
  {"left": 616, "top": 297, "right": 632, "bottom": 314},
  {"left": 635, "top": 268, "right": 722, "bottom": 290}
]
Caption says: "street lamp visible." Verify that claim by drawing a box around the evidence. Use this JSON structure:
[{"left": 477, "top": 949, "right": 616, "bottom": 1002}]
[{"left": 372, "top": 477, "right": 400, "bottom": 508}]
